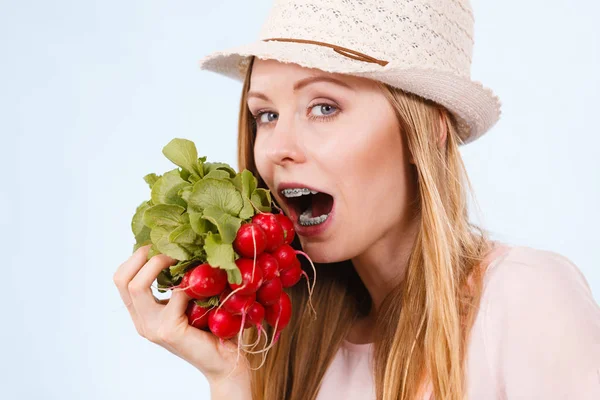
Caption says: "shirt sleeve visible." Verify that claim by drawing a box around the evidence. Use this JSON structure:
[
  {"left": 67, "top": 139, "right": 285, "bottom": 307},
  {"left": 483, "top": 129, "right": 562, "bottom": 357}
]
[{"left": 482, "top": 247, "right": 600, "bottom": 400}]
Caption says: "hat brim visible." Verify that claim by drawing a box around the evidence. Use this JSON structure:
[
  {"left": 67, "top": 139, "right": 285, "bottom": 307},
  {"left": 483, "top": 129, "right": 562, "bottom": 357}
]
[{"left": 198, "top": 40, "right": 501, "bottom": 145}]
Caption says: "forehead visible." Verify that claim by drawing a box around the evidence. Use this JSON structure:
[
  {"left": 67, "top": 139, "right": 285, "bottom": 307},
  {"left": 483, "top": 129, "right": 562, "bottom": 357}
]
[{"left": 248, "top": 58, "right": 372, "bottom": 92}]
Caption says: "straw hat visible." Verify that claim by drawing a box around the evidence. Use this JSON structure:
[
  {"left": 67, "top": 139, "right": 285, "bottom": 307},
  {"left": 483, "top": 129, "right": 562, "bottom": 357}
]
[{"left": 198, "top": 0, "right": 501, "bottom": 145}]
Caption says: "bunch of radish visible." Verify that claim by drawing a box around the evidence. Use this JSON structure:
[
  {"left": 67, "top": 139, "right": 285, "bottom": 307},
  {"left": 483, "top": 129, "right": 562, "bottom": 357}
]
[
  {"left": 131, "top": 138, "right": 316, "bottom": 353},
  {"left": 178, "top": 212, "right": 310, "bottom": 342}
]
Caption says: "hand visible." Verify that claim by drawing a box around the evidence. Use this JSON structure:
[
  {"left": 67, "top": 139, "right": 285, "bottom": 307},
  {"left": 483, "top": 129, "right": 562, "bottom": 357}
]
[{"left": 113, "top": 244, "right": 251, "bottom": 390}]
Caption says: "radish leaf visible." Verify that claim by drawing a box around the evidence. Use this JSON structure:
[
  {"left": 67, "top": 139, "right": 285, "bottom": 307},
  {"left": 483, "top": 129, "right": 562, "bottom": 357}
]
[
  {"left": 202, "top": 206, "right": 242, "bottom": 244},
  {"left": 204, "top": 233, "right": 242, "bottom": 284},
  {"left": 168, "top": 223, "right": 199, "bottom": 245},
  {"left": 162, "top": 138, "right": 201, "bottom": 177},
  {"left": 232, "top": 169, "right": 257, "bottom": 197},
  {"left": 132, "top": 201, "right": 151, "bottom": 236},
  {"left": 169, "top": 259, "right": 201, "bottom": 281},
  {"left": 189, "top": 178, "right": 243, "bottom": 216},
  {"left": 251, "top": 188, "right": 272, "bottom": 212},
  {"left": 156, "top": 269, "right": 174, "bottom": 292},
  {"left": 143, "top": 204, "right": 187, "bottom": 229},
  {"left": 179, "top": 185, "right": 192, "bottom": 204},
  {"left": 203, "top": 169, "right": 231, "bottom": 181},
  {"left": 189, "top": 211, "right": 210, "bottom": 235},
  {"left": 195, "top": 296, "right": 219, "bottom": 307},
  {"left": 238, "top": 197, "right": 254, "bottom": 220},
  {"left": 203, "top": 162, "right": 236, "bottom": 178},
  {"left": 143, "top": 173, "right": 160, "bottom": 189},
  {"left": 151, "top": 169, "right": 189, "bottom": 207},
  {"left": 196, "top": 156, "right": 207, "bottom": 178},
  {"left": 147, "top": 243, "right": 161, "bottom": 260},
  {"left": 151, "top": 226, "right": 194, "bottom": 261}
]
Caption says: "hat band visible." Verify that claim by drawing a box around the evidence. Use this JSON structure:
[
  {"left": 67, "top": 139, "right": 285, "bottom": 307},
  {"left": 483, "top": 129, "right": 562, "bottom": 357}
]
[{"left": 262, "top": 38, "right": 389, "bottom": 67}]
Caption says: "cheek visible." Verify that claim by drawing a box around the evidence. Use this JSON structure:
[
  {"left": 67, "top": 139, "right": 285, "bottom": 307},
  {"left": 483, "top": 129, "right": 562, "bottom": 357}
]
[
  {"left": 336, "top": 106, "right": 409, "bottom": 244},
  {"left": 334, "top": 105, "right": 405, "bottom": 189},
  {"left": 253, "top": 136, "right": 272, "bottom": 185}
]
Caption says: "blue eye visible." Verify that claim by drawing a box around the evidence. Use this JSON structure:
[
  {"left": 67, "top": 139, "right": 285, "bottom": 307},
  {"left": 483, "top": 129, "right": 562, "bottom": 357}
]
[
  {"left": 310, "top": 104, "right": 337, "bottom": 117},
  {"left": 258, "top": 111, "right": 278, "bottom": 124}
]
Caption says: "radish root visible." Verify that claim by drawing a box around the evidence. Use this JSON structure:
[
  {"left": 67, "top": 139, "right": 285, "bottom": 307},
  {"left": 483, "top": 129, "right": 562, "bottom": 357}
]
[{"left": 294, "top": 250, "right": 318, "bottom": 320}]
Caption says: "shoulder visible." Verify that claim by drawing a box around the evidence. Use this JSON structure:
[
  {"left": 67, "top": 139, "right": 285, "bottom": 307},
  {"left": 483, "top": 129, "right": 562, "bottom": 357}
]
[
  {"left": 481, "top": 245, "right": 596, "bottom": 308},
  {"left": 473, "top": 245, "right": 600, "bottom": 398},
  {"left": 479, "top": 244, "right": 600, "bottom": 334},
  {"left": 482, "top": 246, "right": 600, "bottom": 323}
]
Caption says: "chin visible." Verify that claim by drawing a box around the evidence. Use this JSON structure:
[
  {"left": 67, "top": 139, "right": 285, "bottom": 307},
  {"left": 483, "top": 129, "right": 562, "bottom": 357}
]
[{"left": 297, "top": 239, "right": 348, "bottom": 264}]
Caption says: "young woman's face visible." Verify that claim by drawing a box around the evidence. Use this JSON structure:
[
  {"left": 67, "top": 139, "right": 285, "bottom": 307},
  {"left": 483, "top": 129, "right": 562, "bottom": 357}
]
[{"left": 249, "top": 59, "right": 418, "bottom": 263}]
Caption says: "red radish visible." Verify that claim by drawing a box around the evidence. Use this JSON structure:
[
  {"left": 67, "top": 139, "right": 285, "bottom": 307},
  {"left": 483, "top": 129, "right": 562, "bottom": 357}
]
[
  {"left": 178, "top": 272, "right": 196, "bottom": 298},
  {"left": 219, "top": 287, "right": 256, "bottom": 315},
  {"left": 280, "top": 263, "right": 302, "bottom": 288},
  {"left": 256, "top": 277, "right": 283, "bottom": 306},
  {"left": 186, "top": 301, "right": 211, "bottom": 329},
  {"left": 244, "top": 302, "right": 265, "bottom": 328},
  {"left": 272, "top": 244, "right": 298, "bottom": 272},
  {"left": 265, "top": 291, "right": 292, "bottom": 332},
  {"left": 178, "top": 272, "right": 207, "bottom": 301},
  {"left": 184, "top": 264, "right": 227, "bottom": 298},
  {"left": 252, "top": 213, "right": 284, "bottom": 252},
  {"left": 233, "top": 223, "right": 267, "bottom": 258},
  {"left": 208, "top": 308, "right": 243, "bottom": 340},
  {"left": 229, "top": 258, "right": 264, "bottom": 295},
  {"left": 257, "top": 253, "right": 279, "bottom": 280},
  {"left": 275, "top": 214, "right": 295, "bottom": 245}
]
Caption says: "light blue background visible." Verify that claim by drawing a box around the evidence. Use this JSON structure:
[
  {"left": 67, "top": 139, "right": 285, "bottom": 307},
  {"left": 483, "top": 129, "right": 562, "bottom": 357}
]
[{"left": 2, "top": 0, "right": 598, "bottom": 399}]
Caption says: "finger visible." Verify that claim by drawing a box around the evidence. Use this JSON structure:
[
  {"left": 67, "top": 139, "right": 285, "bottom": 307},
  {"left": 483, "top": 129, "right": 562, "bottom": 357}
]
[
  {"left": 113, "top": 245, "right": 151, "bottom": 294},
  {"left": 113, "top": 244, "right": 152, "bottom": 312},
  {"left": 129, "top": 253, "right": 177, "bottom": 313}
]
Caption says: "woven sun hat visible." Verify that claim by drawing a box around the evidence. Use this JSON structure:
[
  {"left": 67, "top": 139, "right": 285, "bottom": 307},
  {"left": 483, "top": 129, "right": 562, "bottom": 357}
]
[{"left": 198, "top": 0, "right": 501, "bottom": 145}]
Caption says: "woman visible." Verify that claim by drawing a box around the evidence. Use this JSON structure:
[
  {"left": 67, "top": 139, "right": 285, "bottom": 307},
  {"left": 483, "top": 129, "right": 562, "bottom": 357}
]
[{"left": 113, "top": 1, "right": 600, "bottom": 399}]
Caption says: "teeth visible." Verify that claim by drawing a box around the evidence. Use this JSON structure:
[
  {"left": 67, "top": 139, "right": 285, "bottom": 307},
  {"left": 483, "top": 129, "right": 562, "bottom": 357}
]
[
  {"left": 299, "top": 208, "right": 330, "bottom": 226},
  {"left": 281, "top": 188, "right": 318, "bottom": 198}
]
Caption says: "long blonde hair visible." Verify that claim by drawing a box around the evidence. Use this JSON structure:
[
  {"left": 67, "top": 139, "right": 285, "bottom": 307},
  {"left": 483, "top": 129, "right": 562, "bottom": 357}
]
[{"left": 238, "top": 56, "right": 494, "bottom": 400}]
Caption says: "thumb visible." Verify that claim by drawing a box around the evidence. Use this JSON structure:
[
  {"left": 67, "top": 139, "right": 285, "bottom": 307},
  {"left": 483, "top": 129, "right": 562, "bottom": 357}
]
[{"left": 163, "top": 289, "right": 191, "bottom": 318}]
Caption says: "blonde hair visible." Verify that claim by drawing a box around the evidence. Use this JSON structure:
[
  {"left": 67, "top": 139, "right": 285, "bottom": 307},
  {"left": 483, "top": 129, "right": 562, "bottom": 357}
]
[{"left": 238, "top": 56, "right": 494, "bottom": 400}]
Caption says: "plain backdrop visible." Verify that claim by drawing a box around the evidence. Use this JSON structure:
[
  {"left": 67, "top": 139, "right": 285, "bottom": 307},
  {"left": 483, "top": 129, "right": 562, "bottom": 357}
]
[{"left": 1, "top": 0, "right": 598, "bottom": 399}]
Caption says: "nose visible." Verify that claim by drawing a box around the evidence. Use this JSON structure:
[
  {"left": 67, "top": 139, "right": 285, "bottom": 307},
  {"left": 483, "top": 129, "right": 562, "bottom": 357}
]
[{"left": 264, "top": 113, "right": 306, "bottom": 167}]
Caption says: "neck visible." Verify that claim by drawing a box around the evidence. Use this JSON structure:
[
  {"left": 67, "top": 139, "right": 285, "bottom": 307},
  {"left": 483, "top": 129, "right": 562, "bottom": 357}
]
[{"left": 350, "top": 210, "right": 420, "bottom": 315}]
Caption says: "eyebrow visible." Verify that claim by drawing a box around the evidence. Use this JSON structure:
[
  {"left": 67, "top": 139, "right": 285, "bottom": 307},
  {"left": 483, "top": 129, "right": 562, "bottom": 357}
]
[{"left": 247, "top": 76, "right": 354, "bottom": 102}]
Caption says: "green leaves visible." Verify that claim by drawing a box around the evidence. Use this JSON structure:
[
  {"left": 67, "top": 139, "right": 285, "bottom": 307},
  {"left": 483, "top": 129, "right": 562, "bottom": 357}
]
[
  {"left": 205, "top": 233, "right": 241, "bottom": 284},
  {"left": 130, "top": 138, "right": 272, "bottom": 285},
  {"left": 195, "top": 296, "right": 219, "bottom": 308},
  {"left": 251, "top": 188, "right": 272, "bottom": 212},
  {"left": 151, "top": 169, "right": 190, "bottom": 208},
  {"left": 202, "top": 207, "right": 242, "bottom": 244},
  {"left": 188, "top": 178, "right": 244, "bottom": 244},
  {"left": 189, "top": 178, "right": 243, "bottom": 214},
  {"left": 233, "top": 169, "right": 257, "bottom": 198},
  {"left": 151, "top": 226, "right": 194, "bottom": 261},
  {"left": 168, "top": 223, "right": 198, "bottom": 245},
  {"left": 143, "top": 173, "right": 160, "bottom": 189},
  {"left": 131, "top": 201, "right": 152, "bottom": 252},
  {"left": 203, "top": 162, "right": 236, "bottom": 178},
  {"left": 142, "top": 204, "right": 188, "bottom": 229},
  {"left": 162, "top": 138, "right": 202, "bottom": 177}
]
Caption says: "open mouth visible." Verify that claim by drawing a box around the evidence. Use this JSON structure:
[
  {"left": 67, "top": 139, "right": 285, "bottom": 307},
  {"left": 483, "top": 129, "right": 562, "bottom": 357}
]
[{"left": 280, "top": 187, "right": 334, "bottom": 227}]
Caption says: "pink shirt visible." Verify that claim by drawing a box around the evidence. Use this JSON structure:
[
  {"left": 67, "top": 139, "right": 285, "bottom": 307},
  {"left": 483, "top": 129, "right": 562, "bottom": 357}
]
[{"left": 316, "top": 244, "right": 600, "bottom": 399}]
